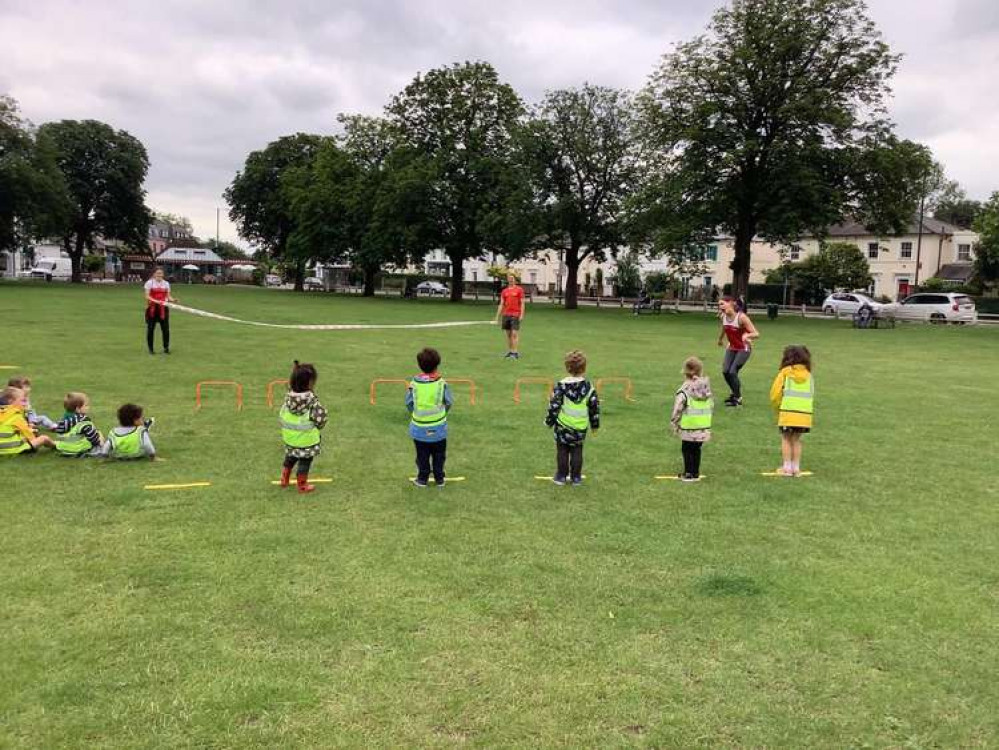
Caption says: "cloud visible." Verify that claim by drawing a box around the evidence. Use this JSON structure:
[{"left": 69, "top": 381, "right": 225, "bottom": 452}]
[{"left": 1, "top": 0, "right": 996, "bottom": 245}]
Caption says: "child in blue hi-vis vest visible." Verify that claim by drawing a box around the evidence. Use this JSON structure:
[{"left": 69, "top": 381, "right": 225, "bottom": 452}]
[
  {"left": 406, "top": 347, "right": 453, "bottom": 487},
  {"left": 670, "top": 356, "right": 713, "bottom": 482},
  {"left": 544, "top": 349, "right": 600, "bottom": 486},
  {"left": 278, "top": 361, "right": 329, "bottom": 494}
]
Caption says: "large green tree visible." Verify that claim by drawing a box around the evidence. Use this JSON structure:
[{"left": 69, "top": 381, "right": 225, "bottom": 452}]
[
  {"left": 386, "top": 61, "right": 529, "bottom": 302},
  {"left": 225, "top": 133, "right": 327, "bottom": 291},
  {"left": 971, "top": 192, "right": 999, "bottom": 287},
  {"left": 519, "top": 84, "right": 638, "bottom": 309},
  {"left": 38, "top": 119, "right": 151, "bottom": 283},
  {"left": 764, "top": 241, "right": 872, "bottom": 301},
  {"left": 0, "top": 96, "right": 70, "bottom": 254},
  {"left": 637, "top": 0, "right": 916, "bottom": 297}
]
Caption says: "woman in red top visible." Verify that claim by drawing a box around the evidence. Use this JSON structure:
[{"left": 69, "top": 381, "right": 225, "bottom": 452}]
[
  {"left": 144, "top": 267, "right": 177, "bottom": 354},
  {"left": 495, "top": 271, "right": 525, "bottom": 359},
  {"left": 716, "top": 295, "right": 759, "bottom": 406}
]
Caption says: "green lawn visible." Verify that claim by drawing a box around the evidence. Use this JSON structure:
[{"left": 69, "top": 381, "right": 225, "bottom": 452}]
[{"left": 2, "top": 282, "right": 997, "bottom": 749}]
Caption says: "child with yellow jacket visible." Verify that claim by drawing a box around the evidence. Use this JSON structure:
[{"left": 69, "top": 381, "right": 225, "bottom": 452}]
[{"left": 769, "top": 345, "right": 814, "bottom": 477}]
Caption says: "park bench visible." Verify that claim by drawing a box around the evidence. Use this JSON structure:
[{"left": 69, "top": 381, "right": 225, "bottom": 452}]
[
  {"left": 852, "top": 307, "right": 895, "bottom": 329},
  {"left": 633, "top": 298, "right": 664, "bottom": 315}
]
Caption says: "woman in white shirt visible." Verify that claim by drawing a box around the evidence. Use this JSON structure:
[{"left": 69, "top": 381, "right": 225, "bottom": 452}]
[{"left": 144, "top": 267, "right": 177, "bottom": 354}]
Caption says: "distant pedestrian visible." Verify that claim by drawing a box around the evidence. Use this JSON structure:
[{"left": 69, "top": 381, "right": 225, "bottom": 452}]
[
  {"left": 495, "top": 271, "right": 525, "bottom": 359},
  {"left": 717, "top": 295, "right": 759, "bottom": 406},
  {"left": 144, "top": 267, "right": 177, "bottom": 354}
]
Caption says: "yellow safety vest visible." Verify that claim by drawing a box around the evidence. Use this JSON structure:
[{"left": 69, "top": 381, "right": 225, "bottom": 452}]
[
  {"left": 279, "top": 406, "right": 321, "bottom": 448},
  {"left": 410, "top": 379, "right": 447, "bottom": 428},
  {"left": 557, "top": 387, "right": 592, "bottom": 431},
  {"left": 55, "top": 419, "right": 95, "bottom": 456},
  {"left": 0, "top": 410, "right": 30, "bottom": 456},
  {"left": 780, "top": 373, "right": 814, "bottom": 414},
  {"left": 679, "top": 392, "right": 713, "bottom": 430},
  {"left": 109, "top": 427, "right": 145, "bottom": 459}
]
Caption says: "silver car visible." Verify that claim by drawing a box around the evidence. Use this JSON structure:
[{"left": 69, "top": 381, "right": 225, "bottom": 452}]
[
  {"left": 822, "top": 292, "right": 888, "bottom": 316},
  {"left": 895, "top": 292, "right": 977, "bottom": 323}
]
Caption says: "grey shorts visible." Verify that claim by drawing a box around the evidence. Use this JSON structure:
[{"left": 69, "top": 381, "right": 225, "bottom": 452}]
[{"left": 502, "top": 316, "right": 521, "bottom": 331}]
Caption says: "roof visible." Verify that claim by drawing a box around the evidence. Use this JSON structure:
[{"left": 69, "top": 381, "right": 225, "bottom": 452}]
[
  {"left": 823, "top": 216, "right": 961, "bottom": 238},
  {"left": 155, "top": 246, "right": 224, "bottom": 263},
  {"left": 122, "top": 254, "right": 154, "bottom": 262},
  {"left": 936, "top": 263, "right": 975, "bottom": 282}
]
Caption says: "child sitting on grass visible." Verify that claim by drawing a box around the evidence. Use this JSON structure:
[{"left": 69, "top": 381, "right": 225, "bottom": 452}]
[
  {"left": 99, "top": 403, "right": 156, "bottom": 460},
  {"left": 53, "top": 392, "right": 103, "bottom": 457},
  {"left": 545, "top": 349, "right": 600, "bottom": 485},
  {"left": 278, "top": 361, "right": 328, "bottom": 494},
  {"left": 406, "top": 347, "right": 453, "bottom": 487},
  {"left": 0, "top": 387, "right": 56, "bottom": 456},
  {"left": 669, "top": 357, "right": 713, "bottom": 481},
  {"left": 769, "top": 345, "right": 814, "bottom": 477},
  {"left": 7, "top": 376, "right": 57, "bottom": 430}
]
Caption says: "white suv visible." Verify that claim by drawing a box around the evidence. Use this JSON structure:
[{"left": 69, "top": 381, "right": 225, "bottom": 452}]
[
  {"left": 896, "top": 292, "right": 977, "bottom": 323},
  {"left": 822, "top": 292, "right": 889, "bottom": 316}
]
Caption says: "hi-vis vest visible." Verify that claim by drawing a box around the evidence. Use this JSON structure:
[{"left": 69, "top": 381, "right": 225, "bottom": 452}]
[
  {"left": 55, "top": 419, "right": 94, "bottom": 456},
  {"left": 679, "top": 391, "right": 713, "bottom": 430},
  {"left": 410, "top": 379, "right": 447, "bottom": 428},
  {"left": 557, "top": 387, "right": 592, "bottom": 431},
  {"left": 0, "top": 410, "right": 30, "bottom": 456},
  {"left": 109, "top": 427, "right": 145, "bottom": 458},
  {"left": 279, "top": 406, "right": 321, "bottom": 448},
  {"left": 780, "top": 373, "right": 814, "bottom": 414}
]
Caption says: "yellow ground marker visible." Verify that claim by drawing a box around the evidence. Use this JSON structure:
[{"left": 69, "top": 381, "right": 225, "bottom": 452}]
[
  {"left": 144, "top": 482, "right": 211, "bottom": 490},
  {"left": 409, "top": 476, "right": 466, "bottom": 482},
  {"left": 760, "top": 471, "right": 814, "bottom": 477},
  {"left": 270, "top": 478, "right": 334, "bottom": 485},
  {"left": 534, "top": 475, "right": 587, "bottom": 480},
  {"left": 0, "top": 365, "right": 20, "bottom": 370},
  {"left": 655, "top": 475, "right": 707, "bottom": 481}
]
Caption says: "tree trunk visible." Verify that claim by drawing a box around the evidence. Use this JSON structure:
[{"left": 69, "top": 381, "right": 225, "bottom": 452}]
[
  {"left": 362, "top": 265, "right": 377, "bottom": 297},
  {"left": 448, "top": 252, "right": 464, "bottom": 303},
  {"left": 69, "top": 234, "right": 84, "bottom": 284},
  {"left": 293, "top": 259, "right": 305, "bottom": 292},
  {"left": 731, "top": 217, "right": 755, "bottom": 298},
  {"left": 564, "top": 243, "right": 581, "bottom": 310}
]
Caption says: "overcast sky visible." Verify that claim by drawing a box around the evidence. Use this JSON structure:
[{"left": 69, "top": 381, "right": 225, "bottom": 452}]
[{"left": 2, "top": 0, "right": 997, "bottom": 245}]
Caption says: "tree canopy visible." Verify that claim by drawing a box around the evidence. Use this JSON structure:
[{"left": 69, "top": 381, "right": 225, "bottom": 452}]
[{"left": 972, "top": 192, "right": 999, "bottom": 287}]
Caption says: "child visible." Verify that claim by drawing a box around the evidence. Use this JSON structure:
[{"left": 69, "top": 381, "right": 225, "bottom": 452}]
[
  {"left": 278, "top": 361, "right": 328, "bottom": 493},
  {"left": 0, "top": 387, "right": 56, "bottom": 456},
  {"left": 769, "top": 345, "right": 814, "bottom": 477},
  {"left": 7, "top": 376, "right": 57, "bottom": 430},
  {"left": 53, "top": 392, "right": 103, "bottom": 457},
  {"left": 545, "top": 349, "right": 600, "bottom": 485},
  {"left": 98, "top": 403, "right": 156, "bottom": 460},
  {"left": 669, "top": 356, "right": 713, "bottom": 482},
  {"left": 406, "top": 347, "right": 453, "bottom": 487}
]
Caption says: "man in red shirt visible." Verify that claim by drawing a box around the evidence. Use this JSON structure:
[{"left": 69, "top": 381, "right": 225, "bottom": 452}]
[{"left": 495, "top": 271, "right": 525, "bottom": 359}]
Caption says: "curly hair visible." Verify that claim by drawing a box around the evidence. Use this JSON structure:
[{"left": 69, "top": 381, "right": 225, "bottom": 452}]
[
  {"left": 289, "top": 360, "right": 318, "bottom": 392},
  {"left": 564, "top": 349, "right": 587, "bottom": 376},
  {"left": 780, "top": 345, "right": 812, "bottom": 371}
]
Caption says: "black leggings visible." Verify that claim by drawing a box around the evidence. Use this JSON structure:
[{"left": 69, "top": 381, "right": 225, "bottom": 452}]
[
  {"left": 146, "top": 314, "right": 170, "bottom": 352},
  {"left": 681, "top": 440, "right": 702, "bottom": 477},
  {"left": 283, "top": 455, "right": 313, "bottom": 477},
  {"left": 722, "top": 349, "right": 751, "bottom": 399},
  {"left": 556, "top": 442, "right": 584, "bottom": 481}
]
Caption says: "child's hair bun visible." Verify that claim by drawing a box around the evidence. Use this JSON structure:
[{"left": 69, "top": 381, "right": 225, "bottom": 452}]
[{"left": 293, "top": 359, "right": 300, "bottom": 366}]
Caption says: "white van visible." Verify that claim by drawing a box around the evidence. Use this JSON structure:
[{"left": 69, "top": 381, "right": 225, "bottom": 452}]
[{"left": 29, "top": 257, "right": 73, "bottom": 281}]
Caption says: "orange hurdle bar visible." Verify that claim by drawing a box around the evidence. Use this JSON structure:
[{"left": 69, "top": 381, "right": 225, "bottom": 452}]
[
  {"left": 195, "top": 380, "right": 244, "bottom": 411},
  {"left": 595, "top": 377, "right": 636, "bottom": 402},
  {"left": 513, "top": 377, "right": 554, "bottom": 404},
  {"left": 447, "top": 378, "right": 478, "bottom": 405},
  {"left": 266, "top": 379, "right": 289, "bottom": 408},
  {"left": 369, "top": 378, "right": 409, "bottom": 405}
]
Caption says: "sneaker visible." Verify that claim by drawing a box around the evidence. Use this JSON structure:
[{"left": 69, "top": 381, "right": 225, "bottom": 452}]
[
  {"left": 552, "top": 476, "right": 567, "bottom": 486},
  {"left": 435, "top": 478, "right": 445, "bottom": 488},
  {"left": 298, "top": 484, "right": 316, "bottom": 494},
  {"left": 143, "top": 417, "right": 156, "bottom": 430},
  {"left": 511, "top": 352, "right": 520, "bottom": 359},
  {"left": 571, "top": 477, "right": 583, "bottom": 486},
  {"left": 724, "top": 397, "right": 743, "bottom": 407},
  {"left": 680, "top": 473, "right": 699, "bottom": 483},
  {"left": 504, "top": 352, "right": 513, "bottom": 359},
  {"left": 163, "top": 348, "right": 171, "bottom": 355},
  {"left": 412, "top": 478, "right": 428, "bottom": 488}
]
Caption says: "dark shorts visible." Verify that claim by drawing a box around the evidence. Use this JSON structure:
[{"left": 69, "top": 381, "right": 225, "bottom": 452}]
[
  {"left": 780, "top": 426, "right": 810, "bottom": 434},
  {"left": 502, "top": 315, "right": 521, "bottom": 331}
]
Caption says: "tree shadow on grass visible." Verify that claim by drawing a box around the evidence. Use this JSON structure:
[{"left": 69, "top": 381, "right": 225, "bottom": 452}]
[{"left": 695, "top": 573, "right": 764, "bottom": 597}]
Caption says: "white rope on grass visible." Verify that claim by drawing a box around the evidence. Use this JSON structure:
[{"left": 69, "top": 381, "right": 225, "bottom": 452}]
[{"left": 166, "top": 302, "right": 496, "bottom": 331}]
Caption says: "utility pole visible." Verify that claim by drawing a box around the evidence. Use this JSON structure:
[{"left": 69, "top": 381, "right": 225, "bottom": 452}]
[
  {"left": 914, "top": 193, "right": 925, "bottom": 286},
  {"left": 216, "top": 207, "right": 220, "bottom": 248}
]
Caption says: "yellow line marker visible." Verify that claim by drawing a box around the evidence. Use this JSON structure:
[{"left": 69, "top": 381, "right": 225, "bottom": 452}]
[
  {"left": 144, "top": 482, "right": 212, "bottom": 490},
  {"left": 655, "top": 475, "right": 706, "bottom": 480},
  {"left": 409, "top": 476, "right": 466, "bottom": 482},
  {"left": 534, "top": 475, "right": 587, "bottom": 480},
  {"left": 760, "top": 471, "right": 814, "bottom": 477},
  {"left": 270, "top": 478, "right": 334, "bottom": 485},
  {"left": 0, "top": 365, "right": 20, "bottom": 370}
]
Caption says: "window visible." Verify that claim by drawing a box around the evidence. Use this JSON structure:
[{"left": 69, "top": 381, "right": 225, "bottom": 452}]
[
  {"left": 193, "top": 250, "right": 206, "bottom": 256},
  {"left": 900, "top": 241, "right": 912, "bottom": 259},
  {"left": 958, "top": 244, "right": 971, "bottom": 262},
  {"left": 705, "top": 245, "right": 718, "bottom": 262},
  {"left": 703, "top": 276, "right": 712, "bottom": 289},
  {"left": 159, "top": 229, "right": 167, "bottom": 238},
  {"left": 789, "top": 244, "right": 802, "bottom": 261},
  {"left": 868, "top": 242, "right": 879, "bottom": 259},
  {"left": 529, "top": 271, "right": 537, "bottom": 283}
]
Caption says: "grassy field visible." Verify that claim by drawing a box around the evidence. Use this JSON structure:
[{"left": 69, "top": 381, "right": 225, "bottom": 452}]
[{"left": 2, "top": 281, "right": 998, "bottom": 749}]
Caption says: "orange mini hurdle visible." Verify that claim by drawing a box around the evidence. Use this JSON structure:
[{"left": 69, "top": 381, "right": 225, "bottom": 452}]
[
  {"left": 195, "top": 380, "right": 244, "bottom": 411},
  {"left": 513, "top": 377, "right": 554, "bottom": 404},
  {"left": 447, "top": 378, "right": 478, "bottom": 405},
  {"left": 595, "top": 377, "right": 636, "bottom": 402},
  {"left": 369, "top": 378, "right": 409, "bottom": 405},
  {"left": 266, "top": 379, "right": 290, "bottom": 408}
]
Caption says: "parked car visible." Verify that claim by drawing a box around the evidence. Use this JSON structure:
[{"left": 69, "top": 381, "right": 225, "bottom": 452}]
[
  {"left": 303, "top": 276, "right": 324, "bottom": 290},
  {"left": 28, "top": 257, "right": 73, "bottom": 281},
  {"left": 821, "top": 292, "right": 892, "bottom": 316},
  {"left": 895, "top": 292, "right": 977, "bottom": 323},
  {"left": 265, "top": 274, "right": 282, "bottom": 287},
  {"left": 415, "top": 281, "right": 449, "bottom": 297}
]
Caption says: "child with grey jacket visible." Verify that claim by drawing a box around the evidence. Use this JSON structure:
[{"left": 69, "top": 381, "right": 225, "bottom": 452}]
[{"left": 670, "top": 357, "right": 713, "bottom": 482}]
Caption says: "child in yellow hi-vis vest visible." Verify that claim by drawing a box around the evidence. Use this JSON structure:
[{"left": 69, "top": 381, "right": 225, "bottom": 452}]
[
  {"left": 406, "top": 348, "right": 453, "bottom": 487},
  {"left": 769, "top": 345, "right": 814, "bottom": 477},
  {"left": 98, "top": 403, "right": 156, "bottom": 460},
  {"left": 278, "top": 361, "right": 328, "bottom": 494},
  {"left": 0, "top": 387, "right": 56, "bottom": 456},
  {"left": 670, "top": 356, "right": 713, "bottom": 481},
  {"left": 545, "top": 350, "right": 600, "bottom": 486}
]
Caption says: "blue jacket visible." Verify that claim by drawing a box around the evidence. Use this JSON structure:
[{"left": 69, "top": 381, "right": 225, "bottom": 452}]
[{"left": 406, "top": 373, "right": 453, "bottom": 442}]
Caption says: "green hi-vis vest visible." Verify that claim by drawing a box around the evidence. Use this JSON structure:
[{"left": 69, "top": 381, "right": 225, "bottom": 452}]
[
  {"left": 780, "top": 373, "right": 814, "bottom": 414},
  {"left": 679, "top": 392, "right": 713, "bottom": 430},
  {"left": 109, "top": 427, "right": 145, "bottom": 458},
  {"left": 55, "top": 419, "right": 94, "bottom": 455},
  {"left": 557, "top": 387, "right": 592, "bottom": 431},
  {"left": 0, "top": 411, "right": 30, "bottom": 456},
  {"left": 279, "top": 407, "right": 321, "bottom": 448},
  {"left": 410, "top": 379, "right": 447, "bottom": 428}
]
